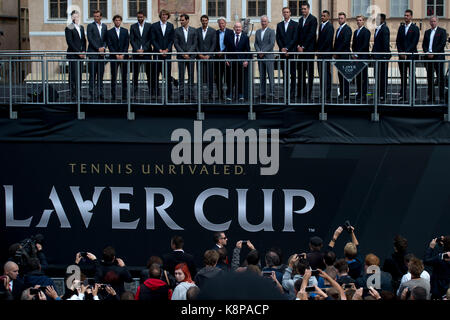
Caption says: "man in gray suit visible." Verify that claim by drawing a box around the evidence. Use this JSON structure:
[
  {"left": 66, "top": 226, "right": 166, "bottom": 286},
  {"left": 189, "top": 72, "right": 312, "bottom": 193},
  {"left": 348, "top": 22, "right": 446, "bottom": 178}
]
[
  {"left": 174, "top": 13, "right": 197, "bottom": 99},
  {"left": 254, "top": 15, "right": 275, "bottom": 99},
  {"left": 196, "top": 15, "right": 216, "bottom": 98},
  {"left": 87, "top": 10, "right": 107, "bottom": 100}
]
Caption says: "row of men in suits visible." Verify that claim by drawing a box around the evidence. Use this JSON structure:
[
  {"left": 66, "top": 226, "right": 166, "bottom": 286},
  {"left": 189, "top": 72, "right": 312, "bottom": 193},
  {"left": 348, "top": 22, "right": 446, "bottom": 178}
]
[{"left": 275, "top": 4, "right": 447, "bottom": 102}]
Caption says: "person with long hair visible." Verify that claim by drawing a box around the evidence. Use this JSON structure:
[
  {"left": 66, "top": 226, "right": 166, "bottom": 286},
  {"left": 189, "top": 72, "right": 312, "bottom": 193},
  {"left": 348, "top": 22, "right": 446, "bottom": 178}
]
[{"left": 171, "top": 263, "right": 198, "bottom": 300}]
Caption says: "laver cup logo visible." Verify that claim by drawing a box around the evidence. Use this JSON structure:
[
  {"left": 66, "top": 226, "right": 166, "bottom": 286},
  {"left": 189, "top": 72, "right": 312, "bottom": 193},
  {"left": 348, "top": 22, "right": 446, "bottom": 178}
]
[{"left": 170, "top": 121, "right": 280, "bottom": 176}]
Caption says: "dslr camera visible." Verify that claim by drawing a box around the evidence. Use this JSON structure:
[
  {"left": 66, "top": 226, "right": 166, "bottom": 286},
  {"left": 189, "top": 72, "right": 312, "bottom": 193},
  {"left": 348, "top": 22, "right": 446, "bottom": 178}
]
[{"left": 343, "top": 220, "right": 353, "bottom": 233}]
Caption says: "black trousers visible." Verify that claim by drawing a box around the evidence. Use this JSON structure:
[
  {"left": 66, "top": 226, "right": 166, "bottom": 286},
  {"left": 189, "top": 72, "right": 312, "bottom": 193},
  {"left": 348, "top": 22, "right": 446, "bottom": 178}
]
[
  {"left": 355, "top": 58, "right": 368, "bottom": 98},
  {"left": 154, "top": 54, "right": 172, "bottom": 98},
  {"left": 280, "top": 54, "right": 296, "bottom": 98},
  {"left": 132, "top": 55, "right": 152, "bottom": 94},
  {"left": 88, "top": 55, "right": 105, "bottom": 97},
  {"left": 178, "top": 57, "right": 195, "bottom": 96},
  {"left": 398, "top": 56, "right": 416, "bottom": 98},
  {"left": 425, "top": 57, "right": 445, "bottom": 101},
  {"left": 336, "top": 55, "right": 350, "bottom": 98},
  {"left": 214, "top": 54, "right": 226, "bottom": 98},
  {"left": 375, "top": 60, "right": 389, "bottom": 99},
  {"left": 68, "top": 57, "right": 83, "bottom": 98},
  {"left": 226, "top": 61, "right": 249, "bottom": 98},
  {"left": 199, "top": 58, "right": 215, "bottom": 93},
  {"left": 317, "top": 56, "right": 332, "bottom": 99},
  {"left": 296, "top": 54, "right": 314, "bottom": 99},
  {"left": 110, "top": 59, "right": 129, "bottom": 99}
]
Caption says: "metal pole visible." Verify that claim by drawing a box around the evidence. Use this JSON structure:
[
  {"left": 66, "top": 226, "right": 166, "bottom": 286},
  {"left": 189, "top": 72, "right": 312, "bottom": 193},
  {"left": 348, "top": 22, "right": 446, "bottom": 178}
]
[
  {"left": 372, "top": 60, "right": 379, "bottom": 122},
  {"left": 248, "top": 59, "right": 256, "bottom": 120},
  {"left": 410, "top": 58, "right": 415, "bottom": 107},
  {"left": 197, "top": 60, "right": 204, "bottom": 120},
  {"left": 287, "top": 56, "right": 290, "bottom": 105},
  {"left": 164, "top": 58, "right": 168, "bottom": 105},
  {"left": 319, "top": 58, "right": 327, "bottom": 121},
  {"left": 9, "top": 59, "right": 17, "bottom": 119},
  {"left": 42, "top": 57, "right": 46, "bottom": 105},
  {"left": 77, "top": 60, "right": 85, "bottom": 119},
  {"left": 446, "top": 60, "right": 450, "bottom": 121},
  {"left": 127, "top": 59, "right": 135, "bottom": 120}
]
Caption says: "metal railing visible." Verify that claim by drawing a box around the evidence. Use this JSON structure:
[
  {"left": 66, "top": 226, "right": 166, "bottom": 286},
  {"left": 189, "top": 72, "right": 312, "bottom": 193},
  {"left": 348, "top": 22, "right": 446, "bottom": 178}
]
[{"left": 0, "top": 51, "right": 449, "bottom": 121}]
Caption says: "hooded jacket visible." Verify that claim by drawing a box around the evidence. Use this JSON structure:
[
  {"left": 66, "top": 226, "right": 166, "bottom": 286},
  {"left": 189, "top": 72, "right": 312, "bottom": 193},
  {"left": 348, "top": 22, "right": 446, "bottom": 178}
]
[
  {"left": 135, "top": 278, "right": 172, "bottom": 300},
  {"left": 194, "top": 266, "right": 224, "bottom": 289}
]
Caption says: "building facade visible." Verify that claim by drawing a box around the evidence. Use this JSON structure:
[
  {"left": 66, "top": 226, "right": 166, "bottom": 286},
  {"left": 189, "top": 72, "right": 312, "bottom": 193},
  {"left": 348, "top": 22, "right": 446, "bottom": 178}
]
[
  {"left": 0, "top": 0, "right": 30, "bottom": 51},
  {"left": 27, "top": 0, "right": 450, "bottom": 51}
]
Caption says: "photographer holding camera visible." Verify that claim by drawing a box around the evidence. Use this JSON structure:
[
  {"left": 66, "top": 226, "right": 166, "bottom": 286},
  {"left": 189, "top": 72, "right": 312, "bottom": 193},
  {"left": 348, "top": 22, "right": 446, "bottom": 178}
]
[
  {"left": 424, "top": 235, "right": 450, "bottom": 299},
  {"left": 91, "top": 246, "right": 132, "bottom": 296},
  {"left": 8, "top": 235, "right": 48, "bottom": 275}
]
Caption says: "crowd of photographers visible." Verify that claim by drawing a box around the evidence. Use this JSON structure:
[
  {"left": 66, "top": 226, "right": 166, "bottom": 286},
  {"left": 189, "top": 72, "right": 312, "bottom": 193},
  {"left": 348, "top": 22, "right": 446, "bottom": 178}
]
[{"left": 1, "top": 223, "right": 449, "bottom": 301}]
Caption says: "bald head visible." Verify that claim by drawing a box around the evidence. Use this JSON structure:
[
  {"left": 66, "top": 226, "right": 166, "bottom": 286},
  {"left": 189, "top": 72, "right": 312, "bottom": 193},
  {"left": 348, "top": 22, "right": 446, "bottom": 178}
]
[
  {"left": 234, "top": 22, "right": 242, "bottom": 35},
  {"left": 4, "top": 261, "right": 19, "bottom": 280}
]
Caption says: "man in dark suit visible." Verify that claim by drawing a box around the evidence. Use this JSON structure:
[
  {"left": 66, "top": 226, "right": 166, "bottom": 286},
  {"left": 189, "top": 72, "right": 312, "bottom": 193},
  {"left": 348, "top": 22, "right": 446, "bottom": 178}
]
[
  {"left": 87, "top": 10, "right": 107, "bottom": 100},
  {"left": 224, "top": 22, "right": 251, "bottom": 101},
  {"left": 352, "top": 15, "right": 371, "bottom": 100},
  {"left": 151, "top": 9, "right": 175, "bottom": 99},
  {"left": 215, "top": 17, "right": 233, "bottom": 100},
  {"left": 276, "top": 7, "right": 299, "bottom": 99},
  {"left": 333, "top": 12, "right": 352, "bottom": 101},
  {"left": 197, "top": 15, "right": 216, "bottom": 98},
  {"left": 65, "top": 10, "right": 86, "bottom": 100},
  {"left": 107, "top": 15, "right": 130, "bottom": 101},
  {"left": 162, "top": 235, "right": 197, "bottom": 277},
  {"left": 174, "top": 13, "right": 197, "bottom": 99},
  {"left": 296, "top": 2, "right": 317, "bottom": 101},
  {"left": 1, "top": 261, "right": 25, "bottom": 300},
  {"left": 317, "top": 10, "right": 334, "bottom": 101},
  {"left": 396, "top": 9, "right": 420, "bottom": 102},
  {"left": 372, "top": 13, "right": 391, "bottom": 101},
  {"left": 422, "top": 16, "right": 448, "bottom": 103},
  {"left": 130, "top": 10, "right": 153, "bottom": 97}
]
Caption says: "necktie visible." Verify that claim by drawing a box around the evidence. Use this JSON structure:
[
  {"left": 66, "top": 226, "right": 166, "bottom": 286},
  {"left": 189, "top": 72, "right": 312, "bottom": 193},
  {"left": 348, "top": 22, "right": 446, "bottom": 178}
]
[
  {"left": 235, "top": 34, "right": 239, "bottom": 47},
  {"left": 321, "top": 23, "right": 325, "bottom": 31},
  {"left": 337, "top": 26, "right": 342, "bottom": 38},
  {"left": 357, "top": 28, "right": 361, "bottom": 37}
]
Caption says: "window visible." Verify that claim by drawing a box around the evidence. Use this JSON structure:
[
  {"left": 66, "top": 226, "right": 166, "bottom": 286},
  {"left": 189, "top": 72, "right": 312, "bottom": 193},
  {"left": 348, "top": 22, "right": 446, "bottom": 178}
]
[
  {"left": 426, "top": 0, "right": 445, "bottom": 17},
  {"left": 207, "top": 0, "right": 226, "bottom": 17},
  {"left": 391, "top": 0, "right": 409, "bottom": 17},
  {"left": 288, "top": 0, "right": 301, "bottom": 17},
  {"left": 128, "top": 0, "right": 147, "bottom": 17},
  {"left": 352, "top": 0, "right": 370, "bottom": 16},
  {"left": 49, "top": 0, "right": 68, "bottom": 19},
  {"left": 248, "top": 0, "right": 267, "bottom": 17},
  {"left": 89, "top": 0, "right": 108, "bottom": 19}
]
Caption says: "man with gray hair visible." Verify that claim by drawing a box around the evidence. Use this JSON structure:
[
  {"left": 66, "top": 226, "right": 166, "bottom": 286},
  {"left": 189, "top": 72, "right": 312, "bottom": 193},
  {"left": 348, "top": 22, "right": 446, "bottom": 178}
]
[
  {"left": 254, "top": 15, "right": 275, "bottom": 100},
  {"left": 215, "top": 17, "right": 233, "bottom": 100}
]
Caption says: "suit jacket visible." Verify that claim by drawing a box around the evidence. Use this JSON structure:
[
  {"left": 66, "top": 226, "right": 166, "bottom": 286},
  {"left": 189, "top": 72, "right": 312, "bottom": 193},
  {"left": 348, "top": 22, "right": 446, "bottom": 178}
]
[
  {"left": 352, "top": 27, "right": 371, "bottom": 59},
  {"left": 297, "top": 14, "right": 318, "bottom": 52},
  {"left": 372, "top": 23, "right": 391, "bottom": 59},
  {"left": 215, "top": 28, "right": 233, "bottom": 52},
  {"left": 224, "top": 31, "right": 251, "bottom": 60},
  {"left": 107, "top": 27, "right": 130, "bottom": 58},
  {"left": 87, "top": 22, "right": 107, "bottom": 53},
  {"left": 130, "top": 22, "right": 152, "bottom": 52},
  {"left": 317, "top": 21, "right": 334, "bottom": 57},
  {"left": 162, "top": 250, "right": 197, "bottom": 277},
  {"left": 151, "top": 21, "right": 175, "bottom": 53},
  {"left": 422, "top": 27, "right": 447, "bottom": 53},
  {"left": 174, "top": 26, "right": 198, "bottom": 54},
  {"left": 197, "top": 27, "right": 216, "bottom": 53},
  {"left": 65, "top": 23, "right": 86, "bottom": 59},
  {"left": 333, "top": 23, "right": 352, "bottom": 58},
  {"left": 276, "top": 20, "right": 299, "bottom": 52},
  {"left": 396, "top": 23, "right": 420, "bottom": 54},
  {"left": 254, "top": 27, "right": 275, "bottom": 59}
]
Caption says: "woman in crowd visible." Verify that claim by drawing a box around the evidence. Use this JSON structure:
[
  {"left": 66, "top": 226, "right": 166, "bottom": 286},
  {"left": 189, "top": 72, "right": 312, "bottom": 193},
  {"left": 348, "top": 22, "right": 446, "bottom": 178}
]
[{"left": 171, "top": 263, "right": 198, "bottom": 300}]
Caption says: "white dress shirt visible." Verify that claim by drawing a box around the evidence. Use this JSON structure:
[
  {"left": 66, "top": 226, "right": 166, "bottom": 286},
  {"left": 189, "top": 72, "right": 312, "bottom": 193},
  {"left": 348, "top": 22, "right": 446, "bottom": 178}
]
[
  {"left": 429, "top": 27, "right": 437, "bottom": 52},
  {"left": 375, "top": 23, "right": 384, "bottom": 37},
  {"left": 302, "top": 14, "right": 310, "bottom": 27},
  {"left": 183, "top": 26, "right": 189, "bottom": 43},
  {"left": 284, "top": 19, "right": 291, "bottom": 32},
  {"left": 321, "top": 20, "right": 328, "bottom": 31},
  {"left": 160, "top": 21, "right": 167, "bottom": 36},
  {"left": 96, "top": 22, "right": 102, "bottom": 37},
  {"left": 74, "top": 23, "right": 81, "bottom": 38},
  {"left": 404, "top": 22, "right": 411, "bottom": 35},
  {"left": 202, "top": 27, "right": 208, "bottom": 40},
  {"left": 139, "top": 23, "right": 145, "bottom": 36},
  {"left": 115, "top": 27, "right": 120, "bottom": 39},
  {"left": 260, "top": 27, "right": 267, "bottom": 41}
]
